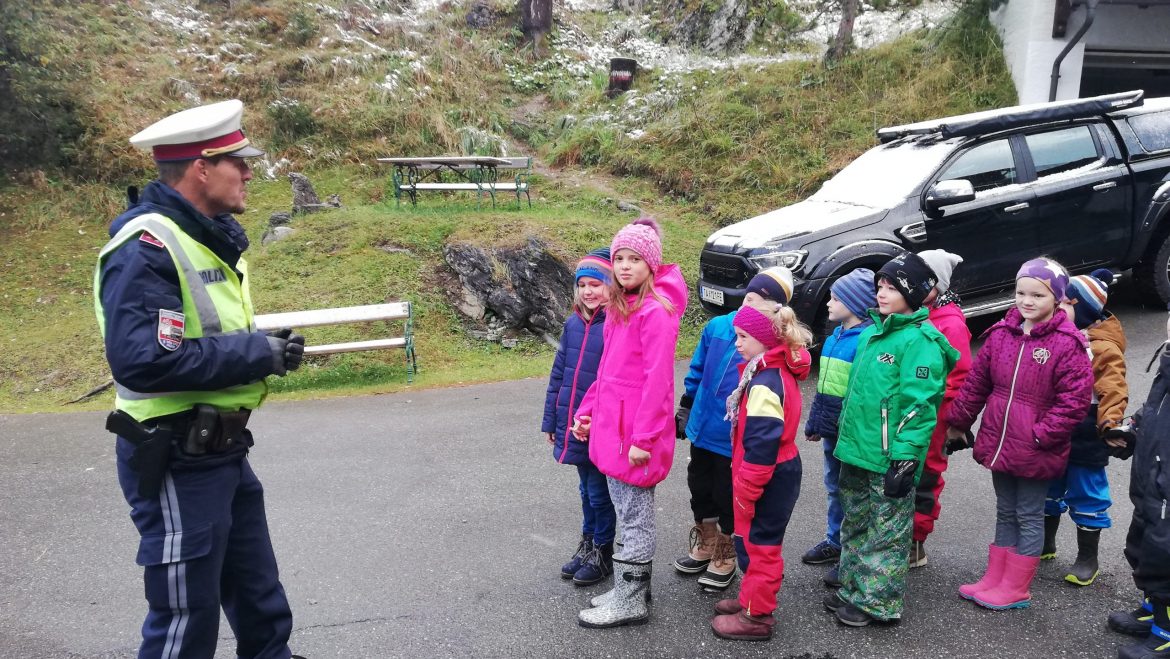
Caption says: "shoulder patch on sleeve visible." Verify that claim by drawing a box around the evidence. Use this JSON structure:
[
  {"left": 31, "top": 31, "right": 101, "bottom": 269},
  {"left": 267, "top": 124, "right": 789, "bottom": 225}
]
[
  {"left": 139, "top": 232, "right": 166, "bottom": 249},
  {"left": 916, "top": 366, "right": 929, "bottom": 379},
  {"left": 158, "top": 309, "right": 185, "bottom": 351}
]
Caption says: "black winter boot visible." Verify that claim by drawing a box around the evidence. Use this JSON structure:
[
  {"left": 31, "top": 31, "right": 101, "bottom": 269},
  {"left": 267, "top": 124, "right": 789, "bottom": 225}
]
[
  {"left": 1110, "top": 599, "right": 1155, "bottom": 638},
  {"left": 1041, "top": 515, "right": 1060, "bottom": 560},
  {"left": 1119, "top": 600, "right": 1170, "bottom": 659},
  {"left": 562, "top": 534, "right": 592, "bottom": 579},
  {"left": 1065, "top": 526, "right": 1100, "bottom": 586}
]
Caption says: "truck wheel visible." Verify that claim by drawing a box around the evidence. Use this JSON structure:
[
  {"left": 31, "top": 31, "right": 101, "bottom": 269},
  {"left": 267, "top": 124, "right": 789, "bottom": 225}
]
[{"left": 1135, "top": 230, "right": 1170, "bottom": 306}]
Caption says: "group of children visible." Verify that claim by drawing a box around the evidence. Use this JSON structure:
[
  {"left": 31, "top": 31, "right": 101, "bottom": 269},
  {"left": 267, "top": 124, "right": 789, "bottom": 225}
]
[{"left": 540, "top": 220, "right": 1165, "bottom": 658}]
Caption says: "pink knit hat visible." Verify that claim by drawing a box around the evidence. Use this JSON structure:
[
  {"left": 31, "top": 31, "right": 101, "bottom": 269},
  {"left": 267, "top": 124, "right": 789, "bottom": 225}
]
[
  {"left": 732, "top": 305, "right": 780, "bottom": 349},
  {"left": 611, "top": 217, "right": 663, "bottom": 272}
]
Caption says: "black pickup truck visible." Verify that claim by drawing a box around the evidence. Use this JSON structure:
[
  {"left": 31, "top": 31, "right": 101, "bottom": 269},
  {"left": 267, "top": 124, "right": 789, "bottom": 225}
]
[{"left": 697, "top": 90, "right": 1170, "bottom": 334}]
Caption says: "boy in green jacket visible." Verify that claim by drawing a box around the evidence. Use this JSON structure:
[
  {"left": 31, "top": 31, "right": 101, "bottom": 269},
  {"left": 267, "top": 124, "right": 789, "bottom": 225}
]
[{"left": 823, "top": 252, "right": 959, "bottom": 627}]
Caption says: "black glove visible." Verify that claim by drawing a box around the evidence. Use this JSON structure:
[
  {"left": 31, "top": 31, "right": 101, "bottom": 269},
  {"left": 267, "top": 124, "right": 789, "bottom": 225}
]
[
  {"left": 883, "top": 459, "right": 918, "bottom": 498},
  {"left": 266, "top": 328, "right": 305, "bottom": 376},
  {"left": 675, "top": 406, "right": 691, "bottom": 440},
  {"left": 1104, "top": 424, "right": 1136, "bottom": 460},
  {"left": 944, "top": 429, "right": 974, "bottom": 456}
]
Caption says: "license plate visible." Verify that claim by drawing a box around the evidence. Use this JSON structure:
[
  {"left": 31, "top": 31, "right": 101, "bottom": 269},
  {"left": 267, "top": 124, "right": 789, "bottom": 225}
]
[{"left": 700, "top": 286, "right": 724, "bottom": 305}]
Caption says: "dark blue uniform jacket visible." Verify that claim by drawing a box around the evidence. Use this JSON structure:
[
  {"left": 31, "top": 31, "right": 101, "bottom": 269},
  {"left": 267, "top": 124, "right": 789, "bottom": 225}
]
[{"left": 99, "top": 181, "right": 274, "bottom": 398}]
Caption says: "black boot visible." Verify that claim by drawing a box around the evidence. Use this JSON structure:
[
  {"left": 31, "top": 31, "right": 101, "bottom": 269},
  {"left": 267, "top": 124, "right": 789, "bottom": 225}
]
[
  {"left": 562, "top": 534, "right": 592, "bottom": 579},
  {"left": 1065, "top": 526, "right": 1100, "bottom": 586},
  {"left": 1041, "top": 515, "right": 1060, "bottom": 560},
  {"left": 1119, "top": 600, "right": 1170, "bottom": 659},
  {"left": 1110, "top": 599, "right": 1155, "bottom": 638}
]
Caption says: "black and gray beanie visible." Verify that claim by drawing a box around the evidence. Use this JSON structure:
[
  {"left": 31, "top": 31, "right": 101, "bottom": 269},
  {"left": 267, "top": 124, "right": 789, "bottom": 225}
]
[{"left": 875, "top": 252, "right": 937, "bottom": 312}]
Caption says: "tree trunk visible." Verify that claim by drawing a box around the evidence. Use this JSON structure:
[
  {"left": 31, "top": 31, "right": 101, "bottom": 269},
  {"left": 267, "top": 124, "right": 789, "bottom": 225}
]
[
  {"left": 825, "top": 0, "right": 859, "bottom": 64},
  {"left": 518, "top": 0, "right": 553, "bottom": 54}
]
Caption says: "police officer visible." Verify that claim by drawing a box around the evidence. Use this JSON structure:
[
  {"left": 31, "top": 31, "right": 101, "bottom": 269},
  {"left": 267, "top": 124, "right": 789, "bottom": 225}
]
[{"left": 95, "top": 100, "right": 306, "bottom": 659}]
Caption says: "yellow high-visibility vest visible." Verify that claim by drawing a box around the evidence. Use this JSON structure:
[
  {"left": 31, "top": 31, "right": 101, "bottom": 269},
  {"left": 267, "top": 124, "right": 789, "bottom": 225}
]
[{"left": 94, "top": 213, "right": 267, "bottom": 421}]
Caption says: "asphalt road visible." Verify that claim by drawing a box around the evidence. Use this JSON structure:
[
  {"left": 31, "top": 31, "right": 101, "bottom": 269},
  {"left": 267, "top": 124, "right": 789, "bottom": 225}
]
[{"left": 3, "top": 291, "right": 1168, "bottom": 659}]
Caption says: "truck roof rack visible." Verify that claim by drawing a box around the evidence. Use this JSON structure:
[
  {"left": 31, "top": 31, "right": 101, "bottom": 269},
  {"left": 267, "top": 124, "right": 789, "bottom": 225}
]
[{"left": 876, "top": 90, "right": 1144, "bottom": 144}]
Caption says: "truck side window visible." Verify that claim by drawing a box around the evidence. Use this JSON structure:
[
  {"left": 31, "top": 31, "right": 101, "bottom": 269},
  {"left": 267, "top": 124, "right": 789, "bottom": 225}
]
[
  {"left": 1024, "top": 126, "right": 1100, "bottom": 178},
  {"left": 1128, "top": 110, "right": 1170, "bottom": 153},
  {"left": 938, "top": 139, "right": 1017, "bottom": 193}
]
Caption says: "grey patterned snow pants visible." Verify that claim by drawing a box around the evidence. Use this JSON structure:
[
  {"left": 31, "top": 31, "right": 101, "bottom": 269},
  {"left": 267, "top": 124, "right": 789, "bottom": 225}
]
[{"left": 607, "top": 477, "right": 656, "bottom": 562}]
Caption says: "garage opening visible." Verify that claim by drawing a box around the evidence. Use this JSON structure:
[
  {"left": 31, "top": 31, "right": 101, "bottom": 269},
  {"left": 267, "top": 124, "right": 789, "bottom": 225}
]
[{"left": 1080, "top": 51, "right": 1170, "bottom": 97}]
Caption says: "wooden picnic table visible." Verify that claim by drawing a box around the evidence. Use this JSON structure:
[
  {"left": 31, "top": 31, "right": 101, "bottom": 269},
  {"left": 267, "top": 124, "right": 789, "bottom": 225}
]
[
  {"left": 377, "top": 155, "right": 532, "bottom": 208},
  {"left": 376, "top": 156, "right": 512, "bottom": 167}
]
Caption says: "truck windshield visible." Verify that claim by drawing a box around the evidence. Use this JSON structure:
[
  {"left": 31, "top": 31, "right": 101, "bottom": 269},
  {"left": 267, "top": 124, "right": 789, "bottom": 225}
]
[{"left": 811, "top": 140, "right": 956, "bottom": 209}]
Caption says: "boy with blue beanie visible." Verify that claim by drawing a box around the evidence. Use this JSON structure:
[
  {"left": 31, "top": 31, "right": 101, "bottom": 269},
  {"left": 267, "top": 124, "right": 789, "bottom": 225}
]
[
  {"left": 1043, "top": 268, "right": 1130, "bottom": 587},
  {"left": 673, "top": 266, "right": 795, "bottom": 592},
  {"left": 801, "top": 268, "right": 876, "bottom": 587}
]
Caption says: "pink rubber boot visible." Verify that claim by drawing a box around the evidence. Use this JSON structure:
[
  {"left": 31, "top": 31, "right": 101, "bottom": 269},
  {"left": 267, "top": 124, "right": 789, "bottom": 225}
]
[
  {"left": 959, "top": 544, "right": 1010, "bottom": 601},
  {"left": 973, "top": 550, "right": 1040, "bottom": 610}
]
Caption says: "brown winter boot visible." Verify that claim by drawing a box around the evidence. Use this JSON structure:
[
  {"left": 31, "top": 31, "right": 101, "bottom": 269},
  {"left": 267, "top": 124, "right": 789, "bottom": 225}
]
[
  {"left": 699, "top": 533, "right": 738, "bottom": 591},
  {"left": 673, "top": 520, "right": 718, "bottom": 574},
  {"left": 712, "top": 610, "right": 774, "bottom": 641}
]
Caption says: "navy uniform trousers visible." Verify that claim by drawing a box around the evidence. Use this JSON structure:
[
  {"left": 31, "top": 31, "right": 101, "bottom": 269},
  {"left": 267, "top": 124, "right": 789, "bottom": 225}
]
[{"left": 116, "top": 436, "right": 293, "bottom": 659}]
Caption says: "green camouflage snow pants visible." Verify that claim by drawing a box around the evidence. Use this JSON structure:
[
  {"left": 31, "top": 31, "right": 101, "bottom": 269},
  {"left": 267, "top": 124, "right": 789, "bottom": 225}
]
[{"left": 837, "top": 463, "right": 914, "bottom": 621}]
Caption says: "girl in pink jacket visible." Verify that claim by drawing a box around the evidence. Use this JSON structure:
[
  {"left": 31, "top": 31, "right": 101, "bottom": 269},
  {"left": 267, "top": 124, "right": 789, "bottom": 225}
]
[
  {"left": 946, "top": 258, "right": 1093, "bottom": 611},
  {"left": 573, "top": 217, "right": 688, "bottom": 629}
]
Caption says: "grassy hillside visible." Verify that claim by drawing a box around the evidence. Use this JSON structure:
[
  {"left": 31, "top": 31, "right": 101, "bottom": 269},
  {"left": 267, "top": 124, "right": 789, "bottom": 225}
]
[{"left": 0, "top": 0, "right": 1015, "bottom": 413}]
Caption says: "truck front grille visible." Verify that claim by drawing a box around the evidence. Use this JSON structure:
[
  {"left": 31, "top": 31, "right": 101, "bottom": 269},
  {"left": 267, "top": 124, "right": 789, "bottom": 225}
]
[{"left": 700, "top": 251, "right": 752, "bottom": 288}]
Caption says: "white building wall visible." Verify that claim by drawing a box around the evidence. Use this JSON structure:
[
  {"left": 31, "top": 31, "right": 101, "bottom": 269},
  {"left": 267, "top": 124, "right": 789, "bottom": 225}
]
[
  {"left": 992, "top": 0, "right": 1170, "bottom": 105},
  {"left": 991, "top": 0, "right": 1086, "bottom": 104}
]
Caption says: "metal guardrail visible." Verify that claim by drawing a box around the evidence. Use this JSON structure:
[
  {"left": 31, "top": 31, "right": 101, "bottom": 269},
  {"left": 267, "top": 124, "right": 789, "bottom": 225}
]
[{"left": 254, "top": 302, "right": 417, "bottom": 383}]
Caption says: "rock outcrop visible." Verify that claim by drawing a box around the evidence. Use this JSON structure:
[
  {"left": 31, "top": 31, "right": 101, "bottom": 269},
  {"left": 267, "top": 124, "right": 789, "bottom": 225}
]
[
  {"left": 663, "top": 0, "right": 760, "bottom": 54},
  {"left": 443, "top": 237, "right": 574, "bottom": 343},
  {"left": 290, "top": 172, "right": 342, "bottom": 214}
]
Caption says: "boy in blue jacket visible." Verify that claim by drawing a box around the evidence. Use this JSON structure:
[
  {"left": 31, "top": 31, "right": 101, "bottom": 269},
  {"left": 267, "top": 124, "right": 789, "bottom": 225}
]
[
  {"left": 800, "top": 268, "right": 876, "bottom": 589},
  {"left": 673, "top": 267, "right": 794, "bottom": 592}
]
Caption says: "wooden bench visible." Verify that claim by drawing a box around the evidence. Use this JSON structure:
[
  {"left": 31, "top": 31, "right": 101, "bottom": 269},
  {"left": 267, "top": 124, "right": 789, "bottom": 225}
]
[
  {"left": 378, "top": 156, "right": 532, "bottom": 208},
  {"left": 254, "top": 302, "right": 418, "bottom": 383}
]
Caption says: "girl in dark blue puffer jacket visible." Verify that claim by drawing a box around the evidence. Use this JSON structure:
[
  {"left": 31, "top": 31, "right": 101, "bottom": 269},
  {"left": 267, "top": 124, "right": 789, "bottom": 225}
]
[{"left": 542, "top": 248, "right": 616, "bottom": 586}]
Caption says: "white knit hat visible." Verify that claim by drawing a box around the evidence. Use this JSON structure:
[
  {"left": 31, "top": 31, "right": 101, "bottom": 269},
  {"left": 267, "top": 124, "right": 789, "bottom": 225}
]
[{"left": 917, "top": 249, "right": 964, "bottom": 293}]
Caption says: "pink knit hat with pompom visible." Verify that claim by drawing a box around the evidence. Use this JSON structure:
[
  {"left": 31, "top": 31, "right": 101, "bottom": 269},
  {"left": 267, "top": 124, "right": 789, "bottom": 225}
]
[{"left": 611, "top": 217, "right": 663, "bottom": 272}]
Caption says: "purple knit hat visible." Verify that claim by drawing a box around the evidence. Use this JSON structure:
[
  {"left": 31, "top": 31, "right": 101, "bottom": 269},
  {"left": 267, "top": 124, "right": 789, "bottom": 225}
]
[
  {"left": 1016, "top": 258, "right": 1069, "bottom": 302},
  {"left": 733, "top": 305, "right": 780, "bottom": 349},
  {"left": 611, "top": 217, "right": 663, "bottom": 272}
]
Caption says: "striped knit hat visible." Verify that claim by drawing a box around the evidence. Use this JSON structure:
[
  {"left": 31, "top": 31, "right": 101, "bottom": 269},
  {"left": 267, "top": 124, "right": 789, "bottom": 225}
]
[
  {"left": 745, "top": 266, "right": 794, "bottom": 305},
  {"left": 1066, "top": 268, "right": 1111, "bottom": 329},
  {"left": 611, "top": 217, "right": 663, "bottom": 272},
  {"left": 830, "top": 268, "right": 876, "bottom": 320},
  {"left": 576, "top": 247, "right": 613, "bottom": 284}
]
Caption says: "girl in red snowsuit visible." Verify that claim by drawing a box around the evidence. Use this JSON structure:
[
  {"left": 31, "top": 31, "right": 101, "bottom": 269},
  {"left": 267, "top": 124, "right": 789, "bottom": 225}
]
[{"left": 711, "top": 297, "right": 812, "bottom": 641}]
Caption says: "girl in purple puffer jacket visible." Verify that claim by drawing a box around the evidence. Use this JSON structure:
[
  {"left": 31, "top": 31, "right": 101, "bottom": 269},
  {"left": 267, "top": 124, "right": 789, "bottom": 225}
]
[{"left": 946, "top": 258, "right": 1093, "bottom": 611}]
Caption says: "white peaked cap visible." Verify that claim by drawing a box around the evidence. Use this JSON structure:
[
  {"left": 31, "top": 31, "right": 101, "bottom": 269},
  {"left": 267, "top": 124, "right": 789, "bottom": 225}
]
[{"left": 129, "top": 99, "right": 264, "bottom": 161}]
